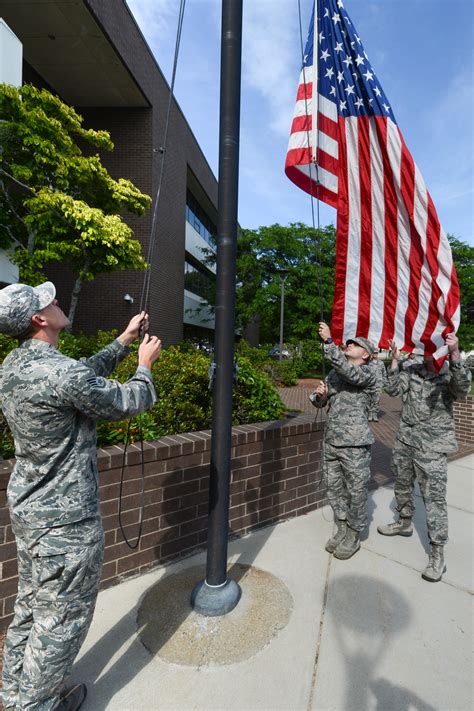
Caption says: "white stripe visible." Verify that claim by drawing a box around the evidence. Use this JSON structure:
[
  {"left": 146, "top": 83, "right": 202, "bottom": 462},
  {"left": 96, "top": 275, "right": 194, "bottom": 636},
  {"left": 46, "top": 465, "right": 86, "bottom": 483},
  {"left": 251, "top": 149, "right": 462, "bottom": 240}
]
[
  {"left": 343, "top": 117, "right": 361, "bottom": 342},
  {"left": 410, "top": 164, "right": 432, "bottom": 349},
  {"left": 293, "top": 92, "right": 337, "bottom": 123},
  {"left": 368, "top": 118, "right": 385, "bottom": 347},
  {"left": 293, "top": 97, "right": 313, "bottom": 118},
  {"left": 435, "top": 224, "right": 454, "bottom": 316},
  {"left": 287, "top": 129, "right": 338, "bottom": 159},
  {"left": 386, "top": 120, "right": 411, "bottom": 348},
  {"left": 318, "top": 93, "right": 338, "bottom": 122},
  {"left": 294, "top": 163, "right": 338, "bottom": 193}
]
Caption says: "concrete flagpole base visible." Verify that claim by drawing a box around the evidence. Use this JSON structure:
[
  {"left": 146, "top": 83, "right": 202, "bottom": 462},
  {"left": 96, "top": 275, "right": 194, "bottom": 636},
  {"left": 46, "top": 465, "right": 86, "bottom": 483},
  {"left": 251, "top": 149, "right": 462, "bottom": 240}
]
[{"left": 191, "top": 577, "right": 241, "bottom": 617}]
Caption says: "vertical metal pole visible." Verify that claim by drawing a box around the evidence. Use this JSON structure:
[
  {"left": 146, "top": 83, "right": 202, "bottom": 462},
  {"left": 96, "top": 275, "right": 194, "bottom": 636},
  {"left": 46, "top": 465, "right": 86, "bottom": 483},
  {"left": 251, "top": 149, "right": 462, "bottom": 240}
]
[
  {"left": 191, "top": 0, "right": 243, "bottom": 616},
  {"left": 279, "top": 276, "right": 285, "bottom": 361}
]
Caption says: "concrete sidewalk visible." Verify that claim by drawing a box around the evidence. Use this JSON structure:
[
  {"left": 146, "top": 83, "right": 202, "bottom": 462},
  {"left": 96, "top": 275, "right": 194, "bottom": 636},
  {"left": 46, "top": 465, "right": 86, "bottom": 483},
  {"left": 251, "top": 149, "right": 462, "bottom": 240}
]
[{"left": 70, "top": 454, "right": 473, "bottom": 711}]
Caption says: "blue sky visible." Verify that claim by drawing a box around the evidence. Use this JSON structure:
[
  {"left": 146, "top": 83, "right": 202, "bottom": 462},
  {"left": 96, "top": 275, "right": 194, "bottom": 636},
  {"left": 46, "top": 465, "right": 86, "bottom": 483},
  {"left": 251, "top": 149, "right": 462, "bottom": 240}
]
[{"left": 127, "top": 0, "right": 473, "bottom": 245}]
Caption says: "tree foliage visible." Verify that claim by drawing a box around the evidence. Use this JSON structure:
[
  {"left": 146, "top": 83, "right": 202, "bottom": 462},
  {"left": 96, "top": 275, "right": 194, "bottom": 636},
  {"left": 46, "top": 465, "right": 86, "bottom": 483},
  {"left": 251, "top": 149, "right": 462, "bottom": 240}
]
[
  {"left": 448, "top": 234, "right": 474, "bottom": 350},
  {"left": 235, "top": 223, "right": 336, "bottom": 344},
  {"left": 0, "top": 83, "right": 151, "bottom": 324},
  {"left": 233, "top": 224, "right": 472, "bottom": 351}
]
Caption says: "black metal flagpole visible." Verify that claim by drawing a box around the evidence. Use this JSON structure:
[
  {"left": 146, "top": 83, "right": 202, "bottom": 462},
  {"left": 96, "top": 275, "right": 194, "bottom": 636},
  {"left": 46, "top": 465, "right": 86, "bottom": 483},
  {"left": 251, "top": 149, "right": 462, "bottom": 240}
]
[{"left": 191, "top": 0, "right": 243, "bottom": 616}]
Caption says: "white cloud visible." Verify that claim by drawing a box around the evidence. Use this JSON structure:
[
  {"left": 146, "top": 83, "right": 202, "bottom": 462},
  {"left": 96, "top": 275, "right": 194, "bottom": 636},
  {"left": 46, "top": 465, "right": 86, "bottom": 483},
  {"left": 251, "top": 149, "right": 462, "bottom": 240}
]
[
  {"left": 242, "top": 1, "right": 305, "bottom": 137},
  {"left": 126, "top": 0, "right": 176, "bottom": 37}
]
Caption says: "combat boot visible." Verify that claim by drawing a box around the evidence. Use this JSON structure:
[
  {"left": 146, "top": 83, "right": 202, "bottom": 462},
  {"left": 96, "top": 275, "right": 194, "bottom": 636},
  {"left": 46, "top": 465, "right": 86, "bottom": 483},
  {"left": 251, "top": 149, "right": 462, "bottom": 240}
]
[
  {"left": 55, "top": 684, "right": 87, "bottom": 711},
  {"left": 333, "top": 526, "right": 360, "bottom": 559},
  {"left": 325, "top": 519, "right": 347, "bottom": 553},
  {"left": 377, "top": 517, "right": 413, "bottom": 537},
  {"left": 422, "top": 545, "right": 446, "bottom": 583}
]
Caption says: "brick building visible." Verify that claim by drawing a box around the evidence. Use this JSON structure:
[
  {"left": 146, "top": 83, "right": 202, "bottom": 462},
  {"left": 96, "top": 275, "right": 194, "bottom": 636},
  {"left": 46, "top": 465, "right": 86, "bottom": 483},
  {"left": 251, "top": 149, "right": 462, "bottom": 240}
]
[{"left": 0, "top": 0, "right": 217, "bottom": 345}]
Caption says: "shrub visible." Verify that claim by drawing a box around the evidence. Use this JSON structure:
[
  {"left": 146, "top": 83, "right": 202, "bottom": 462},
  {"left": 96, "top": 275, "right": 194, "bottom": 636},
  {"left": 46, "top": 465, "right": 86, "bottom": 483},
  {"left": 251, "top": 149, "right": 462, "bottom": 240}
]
[
  {"left": 265, "top": 359, "right": 299, "bottom": 386},
  {"left": 0, "top": 334, "right": 285, "bottom": 457}
]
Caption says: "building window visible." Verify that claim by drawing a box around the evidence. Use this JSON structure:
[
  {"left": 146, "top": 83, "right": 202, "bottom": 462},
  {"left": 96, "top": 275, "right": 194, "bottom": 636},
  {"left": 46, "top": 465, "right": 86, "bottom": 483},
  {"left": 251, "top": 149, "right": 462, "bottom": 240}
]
[
  {"left": 184, "top": 260, "right": 214, "bottom": 301},
  {"left": 186, "top": 191, "right": 216, "bottom": 248}
]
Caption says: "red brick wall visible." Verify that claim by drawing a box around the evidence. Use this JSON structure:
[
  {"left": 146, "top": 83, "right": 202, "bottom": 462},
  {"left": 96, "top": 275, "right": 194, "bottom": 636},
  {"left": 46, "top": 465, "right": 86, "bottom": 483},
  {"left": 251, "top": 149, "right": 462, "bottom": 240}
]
[
  {"left": 453, "top": 395, "right": 474, "bottom": 446},
  {"left": 0, "top": 415, "right": 324, "bottom": 631}
]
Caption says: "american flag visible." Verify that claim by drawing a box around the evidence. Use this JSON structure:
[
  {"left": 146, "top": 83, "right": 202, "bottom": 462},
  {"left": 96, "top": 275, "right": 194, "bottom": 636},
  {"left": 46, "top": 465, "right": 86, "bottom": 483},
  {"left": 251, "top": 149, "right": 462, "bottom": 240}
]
[{"left": 285, "top": 0, "right": 460, "bottom": 362}]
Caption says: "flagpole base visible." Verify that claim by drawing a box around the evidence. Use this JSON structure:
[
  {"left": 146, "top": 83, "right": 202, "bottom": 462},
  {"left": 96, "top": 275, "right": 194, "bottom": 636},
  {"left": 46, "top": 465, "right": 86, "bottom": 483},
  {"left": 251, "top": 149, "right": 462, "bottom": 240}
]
[{"left": 191, "top": 578, "right": 241, "bottom": 617}]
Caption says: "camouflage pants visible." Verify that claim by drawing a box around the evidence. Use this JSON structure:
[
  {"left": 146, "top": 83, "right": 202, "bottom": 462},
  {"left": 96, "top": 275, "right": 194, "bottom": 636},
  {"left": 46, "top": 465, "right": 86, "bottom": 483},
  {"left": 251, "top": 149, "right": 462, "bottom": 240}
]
[
  {"left": 392, "top": 444, "right": 448, "bottom": 545},
  {"left": 2, "top": 516, "right": 104, "bottom": 711},
  {"left": 324, "top": 442, "right": 372, "bottom": 532}
]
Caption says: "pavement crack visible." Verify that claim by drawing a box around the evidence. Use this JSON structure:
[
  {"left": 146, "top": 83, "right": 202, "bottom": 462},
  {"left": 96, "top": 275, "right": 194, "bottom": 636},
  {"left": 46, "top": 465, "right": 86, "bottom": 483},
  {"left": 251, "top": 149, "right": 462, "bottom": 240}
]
[{"left": 307, "top": 550, "right": 332, "bottom": 710}]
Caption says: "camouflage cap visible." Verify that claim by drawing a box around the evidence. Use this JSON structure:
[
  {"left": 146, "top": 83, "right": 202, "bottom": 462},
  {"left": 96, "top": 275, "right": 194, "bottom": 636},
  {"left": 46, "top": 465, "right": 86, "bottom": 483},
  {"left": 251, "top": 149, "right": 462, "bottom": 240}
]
[
  {"left": 346, "top": 336, "right": 376, "bottom": 356},
  {"left": 0, "top": 282, "right": 56, "bottom": 336}
]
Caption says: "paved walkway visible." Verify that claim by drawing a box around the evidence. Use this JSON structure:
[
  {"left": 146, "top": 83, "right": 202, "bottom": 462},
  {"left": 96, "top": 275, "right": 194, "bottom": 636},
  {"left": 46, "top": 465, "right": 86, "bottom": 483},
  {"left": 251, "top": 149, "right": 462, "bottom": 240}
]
[{"left": 69, "top": 453, "right": 473, "bottom": 710}]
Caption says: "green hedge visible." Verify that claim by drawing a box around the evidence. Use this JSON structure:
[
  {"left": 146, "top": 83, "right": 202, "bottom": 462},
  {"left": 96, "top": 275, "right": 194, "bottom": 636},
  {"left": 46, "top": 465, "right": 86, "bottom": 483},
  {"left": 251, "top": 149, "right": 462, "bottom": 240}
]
[{"left": 0, "top": 333, "right": 285, "bottom": 458}]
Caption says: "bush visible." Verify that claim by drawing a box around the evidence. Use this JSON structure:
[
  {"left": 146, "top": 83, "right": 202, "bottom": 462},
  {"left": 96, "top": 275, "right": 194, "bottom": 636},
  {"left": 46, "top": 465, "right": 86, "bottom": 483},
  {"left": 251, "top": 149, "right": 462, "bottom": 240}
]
[
  {"left": 292, "top": 340, "right": 323, "bottom": 377},
  {"left": 265, "top": 359, "right": 299, "bottom": 386},
  {"left": 0, "top": 333, "right": 285, "bottom": 457}
]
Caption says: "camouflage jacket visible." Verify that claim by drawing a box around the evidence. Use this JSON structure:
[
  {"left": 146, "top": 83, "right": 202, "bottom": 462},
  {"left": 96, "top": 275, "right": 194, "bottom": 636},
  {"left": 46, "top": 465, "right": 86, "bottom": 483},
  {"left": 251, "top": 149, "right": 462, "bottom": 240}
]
[
  {"left": 0, "top": 338, "right": 156, "bottom": 527},
  {"left": 385, "top": 360, "right": 471, "bottom": 453},
  {"left": 372, "top": 360, "right": 388, "bottom": 390},
  {"left": 312, "top": 342, "right": 377, "bottom": 446}
]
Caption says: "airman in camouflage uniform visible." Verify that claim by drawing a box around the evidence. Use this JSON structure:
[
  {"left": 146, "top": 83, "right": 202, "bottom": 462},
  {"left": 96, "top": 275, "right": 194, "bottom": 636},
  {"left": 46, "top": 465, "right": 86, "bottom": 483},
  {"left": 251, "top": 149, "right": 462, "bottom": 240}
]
[
  {"left": 368, "top": 351, "right": 388, "bottom": 421},
  {"left": 0, "top": 282, "right": 161, "bottom": 710},
  {"left": 311, "top": 323, "right": 377, "bottom": 560},
  {"left": 378, "top": 335, "right": 471, "bottom": 582}
]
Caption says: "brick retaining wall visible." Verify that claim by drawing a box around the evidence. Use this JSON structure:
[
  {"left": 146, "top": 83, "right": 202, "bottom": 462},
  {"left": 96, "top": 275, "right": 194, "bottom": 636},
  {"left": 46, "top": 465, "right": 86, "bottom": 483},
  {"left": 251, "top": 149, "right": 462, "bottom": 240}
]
[
  {"left": 0, "top": 415, "right": 325, "bottom": 631},
  {"left": 453, "top": 395, "right": 474, "bottom": 446}
]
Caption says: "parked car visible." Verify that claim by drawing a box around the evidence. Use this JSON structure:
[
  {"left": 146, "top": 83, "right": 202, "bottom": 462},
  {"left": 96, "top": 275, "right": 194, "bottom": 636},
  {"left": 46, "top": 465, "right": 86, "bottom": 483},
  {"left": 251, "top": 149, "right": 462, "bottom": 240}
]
[{"left": 268, "top": 346, "right": 290, "bottom": 359}]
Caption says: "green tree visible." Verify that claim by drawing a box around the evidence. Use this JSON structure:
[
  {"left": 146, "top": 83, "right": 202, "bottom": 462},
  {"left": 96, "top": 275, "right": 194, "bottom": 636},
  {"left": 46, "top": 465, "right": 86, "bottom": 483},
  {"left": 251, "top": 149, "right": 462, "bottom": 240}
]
[
  {"left": 448, "top": 234, "right": 474, "bottom": 350},
  {"left": 235, "top": 223, "right": 336, "bottom": 343},
  {"left": 0, "top": 83, "right": 151, "bottom": 325}
]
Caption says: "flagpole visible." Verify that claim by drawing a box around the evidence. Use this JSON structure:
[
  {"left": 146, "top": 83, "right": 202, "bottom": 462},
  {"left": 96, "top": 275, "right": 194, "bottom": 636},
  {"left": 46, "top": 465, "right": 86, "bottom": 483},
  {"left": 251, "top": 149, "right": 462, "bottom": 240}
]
[
  {"left": 311, "top": 0, "right": 319, "bottom": 163},
  {"left": 191, "top": 0, "right": 243, "bottom": 617}
]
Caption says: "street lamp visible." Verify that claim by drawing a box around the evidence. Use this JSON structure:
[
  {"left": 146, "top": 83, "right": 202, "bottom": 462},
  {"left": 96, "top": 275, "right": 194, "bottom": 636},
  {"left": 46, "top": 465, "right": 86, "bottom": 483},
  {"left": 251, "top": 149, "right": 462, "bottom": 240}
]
[{"left": 277, "top": 268, "right": 289, "bottom": 361}]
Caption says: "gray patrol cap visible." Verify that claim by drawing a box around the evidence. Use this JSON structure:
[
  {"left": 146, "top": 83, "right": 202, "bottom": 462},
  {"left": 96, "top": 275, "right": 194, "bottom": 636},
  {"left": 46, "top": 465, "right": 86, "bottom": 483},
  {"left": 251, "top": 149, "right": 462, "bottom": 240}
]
[
  {"left": 0, "top": 282, "right": 56, "bottom": 336},
  {"left": 346, "top": 336, "right": 376, "bottom": 356}
]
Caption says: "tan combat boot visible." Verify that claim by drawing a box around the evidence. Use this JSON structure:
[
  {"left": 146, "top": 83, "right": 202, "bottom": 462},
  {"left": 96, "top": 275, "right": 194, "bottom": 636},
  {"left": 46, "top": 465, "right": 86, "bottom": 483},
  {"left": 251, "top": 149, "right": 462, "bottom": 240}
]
[
  {"left": 333, "top": 526, "right": 360, "bottom": 559},
  {"left": 422, "top": 544, "right": 446, "bottom": 583},
  {"left": 325, "top": 519, "right": 347, "bottom": 553},
  {"left": 377, "top": 517, "right": 413, "bottom": 537}
]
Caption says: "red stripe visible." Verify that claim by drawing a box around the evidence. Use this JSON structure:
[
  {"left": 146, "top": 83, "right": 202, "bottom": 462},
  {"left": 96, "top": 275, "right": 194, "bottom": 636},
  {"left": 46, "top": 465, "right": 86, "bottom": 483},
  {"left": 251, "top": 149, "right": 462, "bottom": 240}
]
[
  {"left": 285, "top": 146, "right": 339, "bottom": 187},
  {"left": 296, "top": 81, "right": 313, "bottom": 101},
  {"left": 284, "top": 165, "right": 338, "bottom": 208},
  {"left": 291, "top": 115, "right": 312, "bottom": 134},
  {"left": 420, "top": 193, "right": 442, "bottom": 354},
  {"left": 398, "top": 131, "right": 423, "bottom": 349},
  {"left": 317, "top": 148, "right": 338, "bottom": 176},
  {"left": 285, "top": 146, "right": 312, "bottom": 168},
  {"left": 356, "top": 116, "right": 372, "bottom": 338},
  {"left": 318, "top": 113, "right": 339, "bottom": 141},
  {"left": 444, "top": 261, "right": 460, "bottom": 330},
  {"left": 373, "top": 117, "right": 398, "bottom": 349},
  {"left": 290, "top": 112, "right": 339, "bottom": 143},
  {"left": 331, "top": 116, "right": 349, "bottom": 344}
]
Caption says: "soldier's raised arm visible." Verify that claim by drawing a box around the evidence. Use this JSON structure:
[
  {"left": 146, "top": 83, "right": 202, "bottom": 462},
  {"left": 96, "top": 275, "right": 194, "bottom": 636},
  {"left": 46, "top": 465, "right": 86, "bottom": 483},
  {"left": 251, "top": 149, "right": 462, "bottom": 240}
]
[
  {"left": 55, "top": 334, "right": 161, "bottom": 421},
  {"left": 445, "top": 333, "right": 472, "bottom": 399},
  {"left": 81, "top": 312, "right": 149, "bottom": 377}
]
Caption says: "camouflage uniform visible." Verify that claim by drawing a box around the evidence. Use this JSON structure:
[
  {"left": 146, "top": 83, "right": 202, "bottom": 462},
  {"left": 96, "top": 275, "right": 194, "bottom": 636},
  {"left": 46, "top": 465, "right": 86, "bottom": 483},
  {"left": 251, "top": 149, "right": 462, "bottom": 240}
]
[
  {"left": 368, "top": 358, "right": 388, "bottom": 421},
  {"left": 385, "top": 360, "right": 471, "bottom": 544},
  {"left": 312, "top": 342, "right": 377, "bottom": 532},
  {"left": 0, "top": 338, "right": 156, "bottom": 710}
]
